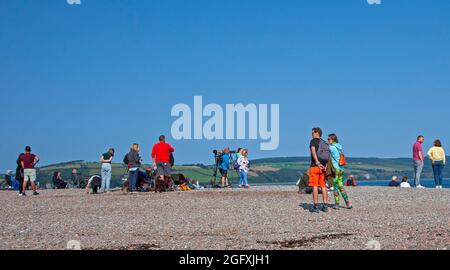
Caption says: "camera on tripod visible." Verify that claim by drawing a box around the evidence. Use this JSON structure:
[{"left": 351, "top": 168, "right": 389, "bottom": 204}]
[{"left": 213, "top": 149, "right": 236, "bottom": 164}]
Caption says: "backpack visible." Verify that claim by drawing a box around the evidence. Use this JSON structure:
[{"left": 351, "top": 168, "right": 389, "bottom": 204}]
[
  {"left": 233, "top": 159, "right": 240, "bottom": 170},
  {"left": 317, "top": 139, "right": 331, "bottom": 164},
  {"left": 123, "top": 153, "right": 130, "bottom": 166},
  {"left": 169, "top": 153, "right": 175, "bottom": 167}
]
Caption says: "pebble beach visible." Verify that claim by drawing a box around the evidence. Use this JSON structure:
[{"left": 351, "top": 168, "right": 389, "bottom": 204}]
[{"left": 0, "top": 186, "right": 449, "bottom": 250}]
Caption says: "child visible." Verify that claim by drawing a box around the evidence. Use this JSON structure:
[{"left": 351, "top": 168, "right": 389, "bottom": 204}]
[
  {"left": 400, "top": 176, "right": 411, "bottom": 188},
  {"left": 328, "top": 134, "right": 352, "bottom": 210},
  {"left": 237, "top": 149, "right": 250, "bottom": 188}
]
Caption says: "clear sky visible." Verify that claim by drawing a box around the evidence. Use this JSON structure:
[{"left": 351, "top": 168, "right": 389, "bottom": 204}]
[{"left": 1, "top": 0, "right": 449, "bottom": 172}]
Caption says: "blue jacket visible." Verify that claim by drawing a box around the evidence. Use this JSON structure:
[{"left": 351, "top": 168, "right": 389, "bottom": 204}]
[
  {"left": 219, "top": 154, "right": 231, "bottom": 171},
  {"left": 330, "top": 143, "right": 344, "bottom": 171}
]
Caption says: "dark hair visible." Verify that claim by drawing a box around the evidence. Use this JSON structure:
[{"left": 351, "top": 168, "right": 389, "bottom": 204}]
[
  {"left": 434, "top": 140, "right": 442, "bottom": 147},
  {"left": 312, "top": 127, "right": 322, "bottom": 137},
  {"left": 417, "top": 135, "right": 424, "bottom": 140},
  {"left": 159, "top": 135, "right": 166, "bottom": 142},
  {"left": 109, "top": 148, "right": 115, "bottom": 156},
  {"left": 328, "top": 134, "right": 339, "bottom": 143},
  {"left": 402, "top": 176, "right": 408, "bottom": 182},
  {"left": 25, "top": 146, "right": 31, "bottom": 152},
  {"left": 53, "top": 171, "right": 60, "bottom": 178}
]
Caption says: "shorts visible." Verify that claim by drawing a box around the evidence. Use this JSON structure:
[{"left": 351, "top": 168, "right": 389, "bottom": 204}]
[
  {"left": 23, "top": 169, "right": 37, "bottom": 183},
  {"left": 156, "top": 162, "right": 172, "bottom": 177},
  {"left": 309, "top": 166, "right": 326, "bottom": 188},
  {"left": 219, "top": 169, "right": 228, "bottom": 177}
]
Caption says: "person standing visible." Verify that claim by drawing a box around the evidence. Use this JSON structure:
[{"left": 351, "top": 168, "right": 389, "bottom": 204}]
[
  {"left": 15, "top": 153, "right": 25, "bottom": 195},
  {"left": 413, "top": 135, "right": 425, "bottom": 188},
  {"left": 219, "top": 148, "right": 232, "bottom": 188},
  {"left": 309, "top": 127, "right": 330, "bottom": 213},
  {"left": 20, "top": 146, "right": 40, "bottom": 196},
  {"left": 237, "top": 149, "right": 250, "bottom": 188},
  {"left": 100, "top": 148, "right": 115, "bottom": 193},
  {"left": 151, "top": 135, "right": 175, "bottom": 190},
  {"left": 126, "top": 144, "right": 142, "bottom": 193},
  {"left": 427, "top": 140, "right": 446, "bottom": 189},
  {"left": 328, "top": 134, "right": 352, "bottom": 210}
]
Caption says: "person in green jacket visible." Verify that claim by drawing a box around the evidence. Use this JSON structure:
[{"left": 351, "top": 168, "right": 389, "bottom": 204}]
[{"left": 328, "top": 134, "right": 352, "bottom": 210}]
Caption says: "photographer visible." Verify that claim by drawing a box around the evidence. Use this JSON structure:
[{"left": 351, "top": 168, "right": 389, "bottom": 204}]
[{"left": 219, "top": 148, "right": 232, "bottom": 188}]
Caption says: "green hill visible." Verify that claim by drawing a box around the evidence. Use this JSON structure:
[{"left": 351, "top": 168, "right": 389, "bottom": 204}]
[{"left": 1, "top": 157, "right": 448, "bottom": 188}]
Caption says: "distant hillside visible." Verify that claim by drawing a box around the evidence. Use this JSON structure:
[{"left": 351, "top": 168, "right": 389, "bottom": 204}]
[{"left": 1, "top": 157, "right": 448, "bottom": 188}]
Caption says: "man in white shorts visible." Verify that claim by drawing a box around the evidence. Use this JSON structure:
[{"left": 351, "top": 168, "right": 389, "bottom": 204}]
[{"left": 20, "top": 146, "right": 40, "bottom": 196}]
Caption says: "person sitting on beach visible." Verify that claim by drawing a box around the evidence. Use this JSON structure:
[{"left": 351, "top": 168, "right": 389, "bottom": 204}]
[
  {"left": 389, "top": 176, "right": 400, "bottom": 187},
  {"left": 400, "top": 176, "right": 411, "bottom": 188},
  {"left": 71, "top": 169, "right": 83, "bottom": 188},
  {"left": 328, "top": 134, "right": 352, "bottom": 210},
  {"left": 237, "top": 149, "right": 250, "bottom": 188},
  {"left": 52, "top": 171, "right": 67, "bottom": 189},
  {"left": 345, "top": 175, "right": 357, "bottom": 187}
]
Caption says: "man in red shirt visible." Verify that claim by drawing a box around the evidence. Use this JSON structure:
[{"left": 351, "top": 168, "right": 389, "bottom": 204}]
[
  {"left": 151, "top": 135, "right": 175, "bottom": 190},
  {"left": 19, "top": 146, "right": 40, "bottom": 196}
]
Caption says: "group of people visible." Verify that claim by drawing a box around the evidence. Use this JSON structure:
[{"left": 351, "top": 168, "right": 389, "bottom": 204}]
[
  {"left": 217, "top": 147, "right": 251, "bottom": 189},
  {"left": 413, "top": 135, "right": 446, "bottom": 189},
  {"left": 307, "top": 127, "right": 353, "bottom": 214}
]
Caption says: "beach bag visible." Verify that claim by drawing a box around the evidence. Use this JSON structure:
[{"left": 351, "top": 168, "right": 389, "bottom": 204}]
[
  {"left": 169, "top": 153, "right": 175, "bottom": 167},
  {"left": 317, "top": 139, "right": 331, "bottom": 164},
  {"left": 339, "top": 152, "right": 347, "bottom": 167}
]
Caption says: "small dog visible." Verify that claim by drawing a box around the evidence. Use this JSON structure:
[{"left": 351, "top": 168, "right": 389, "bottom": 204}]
[{"left": 155, "top": 176, "right": 174, "bottom": 193}]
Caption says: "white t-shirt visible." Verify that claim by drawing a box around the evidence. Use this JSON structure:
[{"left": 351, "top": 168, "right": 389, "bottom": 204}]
[{"left": 400, "top": 182, "right": 411, "bottom": 188}]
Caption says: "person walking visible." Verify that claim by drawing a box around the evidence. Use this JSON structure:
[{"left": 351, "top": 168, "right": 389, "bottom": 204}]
[
  {"left": 19, "top": 146, "right": 40, "bottom": 196},
  {"left": 309, "top": 127, "right": 330, "bottom": 213},
  {"left": 237, "top": 149, "right": 250, "bottom": 188},
  {"left": 126, "top": 144, "right": 142, "bottom": 192},
  {"left": 100, "top": 148, "right": 115, "bottom": 193},
  {"left": 413, "top": 135, "right": 425, "bottom": 188},
  {"left": 328, "top": 134, "right": 352, "bottom": 210},
  {"left": 219, "top": 148, "right": 232, "bottom": 188},
  {"left": 427, "top": 140, "right": 446, "bottom": 189},
  {"left": 151, "top": 135, "right": 175, "bottom": 191}
]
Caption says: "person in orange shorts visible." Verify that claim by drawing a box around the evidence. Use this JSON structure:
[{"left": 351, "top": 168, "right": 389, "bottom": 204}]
[{"left": 309, "top": 127, "right": 330, "bottom": 213}]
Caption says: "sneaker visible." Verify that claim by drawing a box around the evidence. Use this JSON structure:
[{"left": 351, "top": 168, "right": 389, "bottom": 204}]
[
  {"left": 245, "top": 185, "right": 250, "bottom": 189},
  {"left": 416, "top": 185, "right": 425, "bottom": 189},
  {"left": 321, "top": 205, "right": 329, "bottom": 213},
  {"left": 331, "top": 204, "right": 340, "bottom": 210},
  {"left": 347, "top": 205, "right": 353, "bottom": 210},
  {"left": 33, "top": 192, "right": 40, "bottom": 196},
  {"left": 310, "top": 205, "right": 320, "bottom": 214},
  {"left": 238, "top": 185, "right": 243, "bottom": 188},
  {"left": 19, "top": 193, "right": 25, "bottom": 197}
]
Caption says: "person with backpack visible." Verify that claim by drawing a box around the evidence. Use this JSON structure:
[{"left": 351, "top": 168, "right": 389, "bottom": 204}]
[
  {"left": 125, "top": 143, "right": 142, "bottom": 193},
  {"left": 237, "top": 149, "right": 250, "bottom": 188},
  {"left": 100, "top": 148, "right": 115, "bottom": 193},
  {"left": 328, "top": 134, "right": 352, "bottom": 210},
  {"left": 309, "top": 128, "right": 330, "bottom": 213}
]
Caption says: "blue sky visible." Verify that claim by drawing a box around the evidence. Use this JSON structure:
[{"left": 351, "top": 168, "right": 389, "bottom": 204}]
[{"left": 1, "top": 0, "right": 450, "bottom": 172}]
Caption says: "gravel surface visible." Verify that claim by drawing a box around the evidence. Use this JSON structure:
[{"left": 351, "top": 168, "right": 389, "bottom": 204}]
[{"left": 0, "top": 186, "right": 449, "bottom": 250}]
